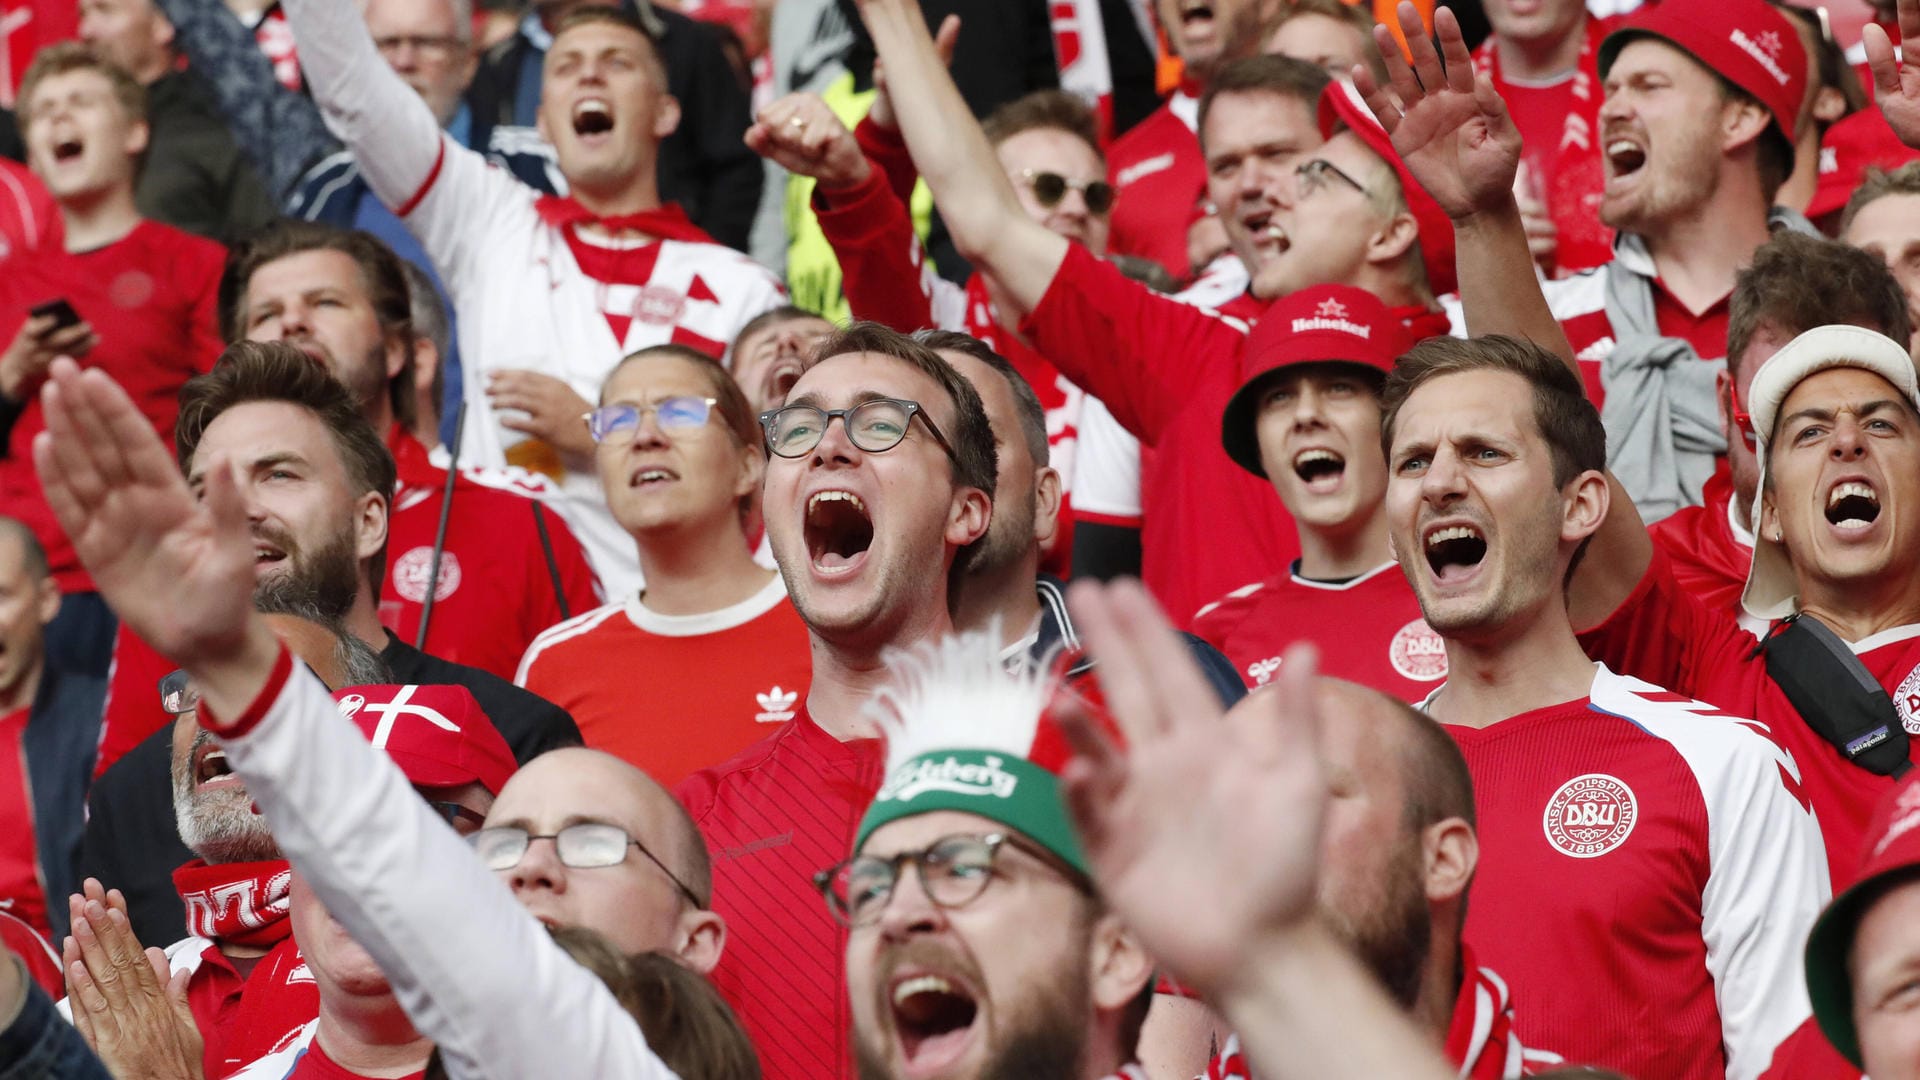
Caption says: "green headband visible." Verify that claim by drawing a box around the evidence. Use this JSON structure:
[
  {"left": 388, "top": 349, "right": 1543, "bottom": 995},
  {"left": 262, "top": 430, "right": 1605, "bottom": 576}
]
[{"left": 856, "top": 748, "right": 1087, "bottom": 875}]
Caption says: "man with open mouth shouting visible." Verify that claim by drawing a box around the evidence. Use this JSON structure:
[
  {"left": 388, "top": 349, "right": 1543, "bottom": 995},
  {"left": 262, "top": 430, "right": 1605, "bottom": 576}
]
[
  {"left": 677, "top": 322, "right": 996, "bottom": 1080},
  {"left": 832, "top": 630, "right": 1154, "bottom": 1080}
]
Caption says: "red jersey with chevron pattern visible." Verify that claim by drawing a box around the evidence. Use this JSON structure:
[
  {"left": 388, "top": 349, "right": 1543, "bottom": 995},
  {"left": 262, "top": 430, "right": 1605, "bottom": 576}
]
[
  {"left": 1440, "top": 666, "right": 1828, "bottom": 1080},
  {"left": 676, "top": 707, "right": 884, "bottom": 1080},
  {"left": 1580, "top": 546, "right": 1920, "bottom": 890}
]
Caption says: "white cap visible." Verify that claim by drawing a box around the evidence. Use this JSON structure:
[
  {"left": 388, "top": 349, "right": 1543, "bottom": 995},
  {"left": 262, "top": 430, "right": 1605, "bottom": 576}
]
[{"left": 1742, "top": 325, "right": 1920, "bottom": 621}]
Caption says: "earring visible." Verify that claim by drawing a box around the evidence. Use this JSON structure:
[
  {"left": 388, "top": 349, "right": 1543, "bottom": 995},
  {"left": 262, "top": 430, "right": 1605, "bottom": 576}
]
[{"left": 1771, "top": 529, "right": 1783, "bottom": 542}]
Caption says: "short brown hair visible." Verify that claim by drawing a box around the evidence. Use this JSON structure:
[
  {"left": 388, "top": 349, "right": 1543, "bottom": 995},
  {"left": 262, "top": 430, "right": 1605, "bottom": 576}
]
[
  {"left": 220, "top": 221, "right": 420, "bottom": 433},
  {"left": 550, "top": 6, "right": 668, "bottom": 87},
  {"left": 913, "top": 329, "right": 1048, "bottom": 467},
  {"left": 175, "top": 341, "right": 398, "bottom": 579},
  {"left": 19, "top": 43, "right": 146, "bottom": 124},
  {"left": 1381, "top": 335, "right": 1605, "bottom": 491},
  {"left": 601, "top": 345, "right": 763, "bottom": 523},
  {"left": 800, "top": 322, "right": 999, "bottom": 586},
  {"left": 1842, "top": 160, "right": 1920, "bottom": 233},
  {"left": 982, "top": 90, "right": 1103, "bottom": 161},
  {"left": 1728, "top": 231, "right": 1911, "bottom": 376},
  {"left": 1197, "top": 55, "right": 1332, "bottom": 156}
]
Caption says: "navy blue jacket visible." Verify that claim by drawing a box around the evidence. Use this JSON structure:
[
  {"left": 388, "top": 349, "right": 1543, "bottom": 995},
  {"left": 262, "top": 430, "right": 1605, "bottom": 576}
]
[{"left": 21, "top": 666, "right": 106, "bottom": 943}]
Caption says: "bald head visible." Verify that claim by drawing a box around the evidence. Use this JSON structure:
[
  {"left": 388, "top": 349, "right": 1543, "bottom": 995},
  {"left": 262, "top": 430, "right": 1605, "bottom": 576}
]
[{"left": 483, "top": 748, "right": 724, "bottom": 966}]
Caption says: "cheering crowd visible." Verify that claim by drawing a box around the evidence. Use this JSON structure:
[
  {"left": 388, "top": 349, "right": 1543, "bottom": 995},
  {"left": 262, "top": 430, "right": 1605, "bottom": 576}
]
[{"left": 6, "top": 0, "right": 1920, "bottom": 1075}]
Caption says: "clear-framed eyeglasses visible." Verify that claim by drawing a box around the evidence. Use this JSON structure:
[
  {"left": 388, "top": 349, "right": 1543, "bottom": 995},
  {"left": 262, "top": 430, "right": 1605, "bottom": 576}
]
[
  {"left": 470, "top": 822, "right": 705, "bottom": 908},
  {"left": 582, "top": 397, "right": 720, "bottom": 444}
]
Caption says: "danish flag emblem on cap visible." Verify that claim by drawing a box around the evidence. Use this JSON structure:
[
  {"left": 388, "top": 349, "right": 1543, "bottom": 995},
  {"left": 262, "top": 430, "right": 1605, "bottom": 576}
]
[
  {"left": 362, "top": 685, "right": 462, "bottom": 749},
  {"left": 1755, "top": 30, "right": 1783, "bottom": 58},
  {"left": 1315, "top": 298, "right": 1350, "bottom": 320}
]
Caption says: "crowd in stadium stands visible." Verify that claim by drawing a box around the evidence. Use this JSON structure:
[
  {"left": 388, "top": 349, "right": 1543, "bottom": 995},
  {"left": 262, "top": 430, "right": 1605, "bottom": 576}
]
[{"left": 15, "top": 0, "right": 1920, "bottom": 1076}]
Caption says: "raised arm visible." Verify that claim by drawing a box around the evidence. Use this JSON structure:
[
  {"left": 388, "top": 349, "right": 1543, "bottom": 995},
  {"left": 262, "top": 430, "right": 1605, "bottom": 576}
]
[
  {"left": 1361, "top": 2, "right": 1649, "bottom": 627},
  {"left": 851, "top": 0, "right": 1065, "bottom": 317},
  {"left": 1059, "top": 581, "right": 1455, "bottom": 1080},
  {"left": 154, "top": 0, "right": 338, "bottom": 202},
  {"left": 29, "top": 361, "right": 678, "bottom": 1080}
]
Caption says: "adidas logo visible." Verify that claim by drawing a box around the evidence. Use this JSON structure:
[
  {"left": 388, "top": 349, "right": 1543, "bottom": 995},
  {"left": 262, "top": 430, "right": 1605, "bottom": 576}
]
[
  {"left": 755, "top": 686, "right": 798, "bottom": 723},
  {"left": 1731, "top": 28, "right": 1792, "bottom": 86}
]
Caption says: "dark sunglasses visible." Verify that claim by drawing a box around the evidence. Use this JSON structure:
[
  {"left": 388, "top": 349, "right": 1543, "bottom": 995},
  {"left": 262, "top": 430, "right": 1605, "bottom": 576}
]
[{"left": 1020, "top": 170, "right": 1114, "bottom": 214}]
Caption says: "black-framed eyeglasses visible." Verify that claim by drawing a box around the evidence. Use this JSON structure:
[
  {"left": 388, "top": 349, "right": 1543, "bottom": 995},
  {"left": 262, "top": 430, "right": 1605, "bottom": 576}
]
[
  {"left": 1019, "top": 169, "right": 1115, "bottom": 215},
  {"left": 582, "top": 397, "right": 719, "bottom": 443},
  {"left": 470, "top": 823, "right": 705, "bottom": 909},
  {"left": 159, "top": 670, "right": 200, "bottom": 716},
  {"left": 812, "top": 832, "right": 1087, "bottom": 928},
  {"left": 759, "top": 398, "right": 958, "bottom": 461},
  {"left": 430, "top": 801, "right": 489, "bottom": 837},
  {"left": 1295, "top": 158, "right": 1369, "bottom": 199}
]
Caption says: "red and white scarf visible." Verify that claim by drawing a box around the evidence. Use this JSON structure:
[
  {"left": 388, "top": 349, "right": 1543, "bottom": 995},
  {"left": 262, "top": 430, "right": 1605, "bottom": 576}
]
[{"left": 173, "top": 859, "right": 294, "bottom": 949}]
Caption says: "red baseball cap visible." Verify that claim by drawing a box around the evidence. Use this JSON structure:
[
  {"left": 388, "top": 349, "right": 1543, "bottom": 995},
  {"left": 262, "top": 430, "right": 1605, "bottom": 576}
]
[
  {"left": 332, "top": 684, "right": 518, "bottom": 796},
  {"left": 1220, "top": 284, "right": 1414, "bottom": 477},
  {"left": 1317, "top": 80, "right": 1458, "bottom": 298},
  {"left": 1598, "top": 0, "right": 1806, "bottom": 148},
  {"left": 1807, "top": 773, "right": 1920, "bottom": 1067},
  {"left": 1807, "top": 109, "right": 1920, "bottom": 221}
]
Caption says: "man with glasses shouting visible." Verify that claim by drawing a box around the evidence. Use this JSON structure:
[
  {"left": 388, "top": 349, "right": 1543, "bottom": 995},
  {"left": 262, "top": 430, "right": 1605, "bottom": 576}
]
[
  {"left": 516, "top": 344, "right": 812, "bottom": 787},
  {"left": 679, "top": 321, "right": 996, "bottom": 1080}
]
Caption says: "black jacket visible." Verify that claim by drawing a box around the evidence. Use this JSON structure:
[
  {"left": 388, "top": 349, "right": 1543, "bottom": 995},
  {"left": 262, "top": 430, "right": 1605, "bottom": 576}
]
[
  {"left": 465, "top": 4, "right": 762, "bottom": 250},
  {"left": 78, "top": 632, "right": 580, "bottom": 946},
  {"left": 22, "top": 666, "right": 107, "bottom": 942},
  {"left": 136, "top": 69, "right": 277, "bottom": 245}
]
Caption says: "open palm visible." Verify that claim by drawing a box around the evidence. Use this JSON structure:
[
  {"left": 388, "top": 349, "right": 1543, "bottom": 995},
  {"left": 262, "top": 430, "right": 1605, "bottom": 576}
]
[
  {"left": 1357, "top": 2, "right": 1522, "bottom": 220},
  {"left": 1059, "top": 580, "right": 1328, "bottom": 1000},
  {"left": 33, "top": 360, "right": 256, "bottom": 667},
  {"left": 1866, "top": 0, "right": 1920, "bottom": 150}
]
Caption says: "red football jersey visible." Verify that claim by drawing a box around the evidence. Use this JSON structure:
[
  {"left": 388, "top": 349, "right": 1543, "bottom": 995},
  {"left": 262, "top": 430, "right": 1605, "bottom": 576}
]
[
  {"left": 1442, "top": 667, "right": 1827, "bottom": 1080},
  {"left": 1104, "top": 93, "right": 1205, "bottom": 282},
  {"left": 1203, "top": 948, "right": 1562, "bottom": 1079},
  {"left": 1758, "top": 1016, "right": 1861, "bottom": 1080},
  {"left": 1191, "top": 561, "right": 1445, "bottom": 701},
  {"left": 1645, "top": 469, "right": 1756, "bottom": 633},
  {"left": 0, "top": 906, "right": 61, "bottom": 997},
  {"left": 376, "top": 428, "right": 601, "bottom": 680},
  {"left": 0, "top": 705, "right": 46, "bottom": 939},
  {"left": 1579, "top": 546, "right": 1920, "bottom": 890},
  {"left": 0, "top": 219, "right": 225, "bottom": 590},
  {"left": 0, "top": 159, "right": 59, "bottom": 264},
  {"left": 515, "top": 574, "right": 814, "bottom": 786},
  {"left": 675, "top": 706, "right": 883, "bottom": 1080}
]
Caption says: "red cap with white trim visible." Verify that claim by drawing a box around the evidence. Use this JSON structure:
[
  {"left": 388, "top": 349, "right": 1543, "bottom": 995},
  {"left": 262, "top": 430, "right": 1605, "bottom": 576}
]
[{"left": 332, "top": 684, "right": 518, "bottom": 796}]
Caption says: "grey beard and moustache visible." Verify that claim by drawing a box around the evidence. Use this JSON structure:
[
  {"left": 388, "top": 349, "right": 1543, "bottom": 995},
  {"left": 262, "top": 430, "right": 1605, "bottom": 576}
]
[
  {"left": 252, "top": 520, "right": 361, "bottom": 623},
  {"left": 853, "top": 941, "right": 1091, "bottom": 1080},
  {"left": 171, "top": 726, "right": 280, "bottom": 864}
]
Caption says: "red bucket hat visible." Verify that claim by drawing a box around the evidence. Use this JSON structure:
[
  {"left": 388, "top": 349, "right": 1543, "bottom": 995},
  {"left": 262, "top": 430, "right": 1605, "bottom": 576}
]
[
  {"left": 1807, "top": 772, "right": 1920, "bottom": 1067},
  {"left": 1317, "top": 80, "right": 1458, "bottom": 298},
  {"left": 1220, "top": 284, "right": 1414, "bottom": 477}
]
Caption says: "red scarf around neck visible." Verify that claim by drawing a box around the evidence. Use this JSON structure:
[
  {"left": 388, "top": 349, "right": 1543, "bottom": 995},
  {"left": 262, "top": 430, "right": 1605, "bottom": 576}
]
[
  {"left": 532, "top": 195, "right": 714, "bottom": 243},
  {"left": 173, "top": 859, "right": 294, "bottom": 948}
]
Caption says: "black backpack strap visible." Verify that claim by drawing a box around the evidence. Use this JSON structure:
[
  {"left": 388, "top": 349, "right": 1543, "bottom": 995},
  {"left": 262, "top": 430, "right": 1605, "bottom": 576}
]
[{"left": 1758, "top": 613, "right": 1912, "bottom": 778}]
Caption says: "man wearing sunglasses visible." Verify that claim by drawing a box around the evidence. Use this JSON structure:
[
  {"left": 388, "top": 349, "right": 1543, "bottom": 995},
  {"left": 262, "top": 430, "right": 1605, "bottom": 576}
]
[
  {"left": 755, "top": 87, "right": 1120, "bottom": 582},
  {"left": 678, "top": 322, "right": 995, "bottom": 1080},
  {"left": 516, "top": 344, "right": 812, "bottom": 787}
]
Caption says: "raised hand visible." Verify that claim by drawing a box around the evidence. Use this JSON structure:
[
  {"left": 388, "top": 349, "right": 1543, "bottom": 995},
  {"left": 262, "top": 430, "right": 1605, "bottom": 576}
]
[
  {"left": 64, "top": 881, "right": 205, "bottom": 1080},
  {"left": 32, "top": 360, "right": 261, "bottom": 682},
  {"left": 744, "top": 93, "right": 871, "bottom": 190},
  {"left": 484, "top": 369, "right": 595, "bottom": 461},
  {"left": 1865, "top": 0, "right": 1920, "bottom": 149},
  {"left": 1355, "top": 2, "right": 1523, "bottom": 220},
  {"left": 1057, "top": 579, "right": 1329, "bottom": 1000}
]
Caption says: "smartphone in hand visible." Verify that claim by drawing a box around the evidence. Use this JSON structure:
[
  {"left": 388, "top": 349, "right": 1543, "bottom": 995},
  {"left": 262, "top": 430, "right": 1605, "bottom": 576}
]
[{"left": 28, "top": 298, "right": 80, "bottom": 335}]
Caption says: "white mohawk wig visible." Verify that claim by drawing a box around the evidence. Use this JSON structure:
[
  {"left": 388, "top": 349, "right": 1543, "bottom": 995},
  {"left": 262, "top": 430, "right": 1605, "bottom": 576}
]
[{"left": 862, "top": 624, "right": 1062, "bottom": 772}]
